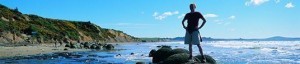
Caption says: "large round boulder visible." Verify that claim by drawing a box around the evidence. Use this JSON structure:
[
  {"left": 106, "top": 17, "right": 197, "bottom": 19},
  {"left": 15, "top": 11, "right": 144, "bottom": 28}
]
[
  {"left": 90, "top": 44, "right": 97, "bottom": 49},
  {"left": 149, "top": 49, "right": 156, "bottom": 57},
  {"left": 152, "top": 47, "right": 172, "bottom": 63},
  {"left": 70, "top": 43, "right": 81, "bottom": 49},
  {"left": 65, "top": 43, "right": 70, "bottom": 47},
  {"left": 163, "top": 53, "right": 190, "bottom": 64},
  {"left": 169, "top": 48, "right": 189, "bottom": 55},
  {"left": 95, "top": 45, "right": 102, "bottom": 50},
  {"left": 195, "top": 55, "right": 217, "bottom": 64},
  {"left": 104, "top": 44, "right": 114, "bottom": 50},
  {"left": 83, "top": 42, "right": 91, "bottom": 49}
]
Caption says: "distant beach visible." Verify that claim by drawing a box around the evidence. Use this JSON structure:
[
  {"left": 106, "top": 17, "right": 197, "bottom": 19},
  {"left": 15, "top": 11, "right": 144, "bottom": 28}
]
[{"left": 0, "top": 43, "right": 90, "bottom": 58}]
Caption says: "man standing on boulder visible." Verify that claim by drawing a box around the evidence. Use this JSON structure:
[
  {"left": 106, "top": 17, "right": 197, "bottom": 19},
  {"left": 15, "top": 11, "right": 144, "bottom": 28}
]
[{"left": 181, "top": 3, "right": 206, "bottom": 63}]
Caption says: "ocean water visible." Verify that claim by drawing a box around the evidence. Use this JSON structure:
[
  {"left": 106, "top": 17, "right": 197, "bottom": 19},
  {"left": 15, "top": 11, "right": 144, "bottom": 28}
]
[{"left": 1, "top": 41, "right": 300, "bottom": 64}]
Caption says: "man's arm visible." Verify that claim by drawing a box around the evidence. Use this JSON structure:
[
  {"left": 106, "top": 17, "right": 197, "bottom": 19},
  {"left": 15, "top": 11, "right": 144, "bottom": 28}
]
[
  {"left": 182, "top": 15, "right": 187, "bottom": 29},
  {"left": 198, "top": 17, "right": 206, "bottom": 30}
]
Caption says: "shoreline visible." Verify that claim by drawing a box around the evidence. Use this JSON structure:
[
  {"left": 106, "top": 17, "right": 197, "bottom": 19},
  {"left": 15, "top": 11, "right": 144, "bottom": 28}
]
[{"left": 0, "top": 43, "right": 91, "bottom": 58}]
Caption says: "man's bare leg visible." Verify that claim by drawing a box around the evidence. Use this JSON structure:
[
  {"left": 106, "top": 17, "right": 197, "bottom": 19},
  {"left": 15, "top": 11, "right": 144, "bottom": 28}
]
[
  {"left": 189, "top": 42, "right": 193, "bottom": 59},
  {"left": 197, "top": 44, "right": 206, "bottom": 63}
]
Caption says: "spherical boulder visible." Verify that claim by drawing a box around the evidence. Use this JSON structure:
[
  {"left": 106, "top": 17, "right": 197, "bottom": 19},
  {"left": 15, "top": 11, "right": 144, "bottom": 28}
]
[
  {"left": 70, "top": 43, "right": 80, "bottom": 49},
  {"left": 83, "top": 42, "right": 91, "bottom": 49},
  {"left": 90, "top": 44, "right": 97, "bottom": 49},
  {"left": 104, "top": 44, "right": 114, "bottom": 50},
  {"left": 152, "top": 47, "right": 172, "bottom": 63},
  {"left": 195, "top": 55, "right": 217, "bottom": 64},
  {"left": 169, "top": 48, "right": 189, "bottom": 55},
  {"left": 149, "top": 49, "right": 156, "bottom": 57},
  {"left": 65, "top": 43, "right": 70, "bottom": 47},
  {"left": 163, "top": 53, "right": 190, "bottom": 64},
  {"left": 95, "top": 45, "right": 102, "bottom": 49}
]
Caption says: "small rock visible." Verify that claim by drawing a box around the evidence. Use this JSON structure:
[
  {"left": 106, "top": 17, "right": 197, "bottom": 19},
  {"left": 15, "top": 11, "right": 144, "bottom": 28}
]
[
  {"left": 136, "top": 61, "right": 145, "bottom": 64},
  {"left": 116, "top": 54, "right": 121, "bottom": 56},
  {"left": 65, "top": 43, "right": 70, "bottom": 47},
  {"left": 87, "top": 54, "right": 98, "bottom": 57},
  {"left": 161, "top": 45, "right": 171, "bottom": 48},
  {"left": 64, "top": 48, "right": 68, "bottom": 51}
]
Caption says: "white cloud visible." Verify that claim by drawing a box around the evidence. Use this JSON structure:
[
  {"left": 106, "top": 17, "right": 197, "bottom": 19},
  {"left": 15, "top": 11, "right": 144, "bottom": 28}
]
[
  {"left": 228, "top": 15, "right": 236, "bottom": 19},
  {"left": 153, "top": 11, "right": 179, "bottom": 20},
  {"left": 177, "top": 14, "right": 185, "bottom": 19},
  {"left": 153, "top": 12, "right": 158, "bottom": 16},
  {"left": 274, "top": 0, "right": 280, "bottom": 3},
  {"left": 213, "top": 20, "right": 224, "bottom": 25},
  {"left": 285, "top": 2, "right": 295, "bottom": 8},
  {"left": 245, "top": 0, "right": 269, "bottom": 6},
  {"left": 204, "top": 14, "right": 218, "bottom": 18}
]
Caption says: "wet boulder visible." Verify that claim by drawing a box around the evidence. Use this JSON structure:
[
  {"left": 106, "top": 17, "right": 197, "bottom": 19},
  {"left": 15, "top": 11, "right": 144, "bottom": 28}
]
[
  {"left": 195, "top": 55, "right": 217, "bottom": 64},
  {"left": 70, "top": 43, "right": 76, "bottom": 48},
  {"left": 64, "top": 48, "right": 68, "bottom": 51},
  {"left": 70, "top": 44, "right": 75, "bottom": 48},
  {"left": 83, "top": 42, "right": 91, "bottom": 49},
  {"left": 90, "top": 44, "right": 97, "bottom": 49},
  {"left": 95, "top": 45, "right": 102, "bottom": 49},
  {"left": 152, "top": 47, "right": 172, "bottom": 63},
  {"left": 169, "top": 48, "right": 189, "bottom": 55},
  {"left": 65, "top": 43, "right": 70, "bottom": 47},
  {"left": 79, "top": 43, "right": 84, "bottom": 49},
  {"left": 163, "top": 53, "right": 190, "bottom": 64},
  {"left": 104, "top": 44, "right": 114, "bottom": 50},
  {"left": 149, "top": 49, "right": 156, "bottom": 57}
]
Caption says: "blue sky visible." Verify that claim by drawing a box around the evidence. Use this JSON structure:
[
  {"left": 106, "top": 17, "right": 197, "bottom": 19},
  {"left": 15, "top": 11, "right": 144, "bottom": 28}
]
[{"left": 0, "top": 0, "right": 299, "bottom": 38}]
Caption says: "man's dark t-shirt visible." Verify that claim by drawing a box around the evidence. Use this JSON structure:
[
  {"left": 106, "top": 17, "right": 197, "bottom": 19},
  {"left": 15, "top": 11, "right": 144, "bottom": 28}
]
[{"left": 184, "top": 12, "right": 203, "bottom": 34}]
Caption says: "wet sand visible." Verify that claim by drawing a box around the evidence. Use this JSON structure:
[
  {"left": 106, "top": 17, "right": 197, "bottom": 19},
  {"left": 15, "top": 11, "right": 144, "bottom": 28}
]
[{"left": 0, "top": 44, "right": 90, "bottom": 58}]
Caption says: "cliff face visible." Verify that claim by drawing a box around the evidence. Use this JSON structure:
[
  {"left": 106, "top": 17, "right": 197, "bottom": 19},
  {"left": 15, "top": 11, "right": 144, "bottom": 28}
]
[{"left": 0, "top": 4, "right": 138, "bottom": 45}]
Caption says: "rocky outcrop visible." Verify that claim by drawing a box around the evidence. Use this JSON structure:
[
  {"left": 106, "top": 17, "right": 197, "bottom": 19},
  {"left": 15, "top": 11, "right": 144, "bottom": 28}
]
[
  {"left": 64, "top": 41, "right": 115, "bottom": 50},
  {"left": 150, "top": 46, "right": 217, "bottom": 64}
]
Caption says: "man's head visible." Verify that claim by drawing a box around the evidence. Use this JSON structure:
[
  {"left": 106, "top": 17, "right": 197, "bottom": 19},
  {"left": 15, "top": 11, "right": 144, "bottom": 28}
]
[{"left": 190, "top": 4, "right": 196, "bottom": 12}]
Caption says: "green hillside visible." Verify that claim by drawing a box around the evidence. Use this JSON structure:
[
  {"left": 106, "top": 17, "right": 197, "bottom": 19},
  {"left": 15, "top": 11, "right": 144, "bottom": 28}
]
[{"left": 0, "top": 4, "right": 138, "bottom": 45}]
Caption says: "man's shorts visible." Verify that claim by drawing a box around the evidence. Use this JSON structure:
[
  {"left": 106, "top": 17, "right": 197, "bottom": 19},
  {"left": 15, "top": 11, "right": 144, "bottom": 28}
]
[{"left": 184, "top": 31, "right": 201, "bottom": 45}]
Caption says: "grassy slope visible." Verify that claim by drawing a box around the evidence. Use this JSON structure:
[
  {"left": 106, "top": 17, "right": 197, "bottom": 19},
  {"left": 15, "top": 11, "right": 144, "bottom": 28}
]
[{"left": 0, "top": 4, "right": 138, "bottom": 43}]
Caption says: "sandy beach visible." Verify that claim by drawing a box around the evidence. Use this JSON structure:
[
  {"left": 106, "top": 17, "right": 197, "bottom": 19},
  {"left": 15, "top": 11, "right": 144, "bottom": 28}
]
[{"left": 0, "top": 44, "right": 90, "bottom": 58}]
